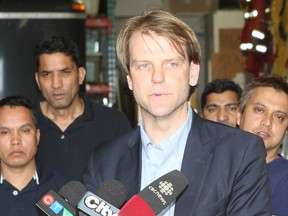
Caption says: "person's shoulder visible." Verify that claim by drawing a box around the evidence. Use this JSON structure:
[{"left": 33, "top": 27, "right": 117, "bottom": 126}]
[
  {"left": 90, "top": 100, "right": 123, "bottom": 113},
  {"left": 269, "top": 156, "right": 288, "bottom": 171},
  {"left": 203, "top": 117, "right": 258, "bottom": 139},
  {"left": 197, "top": 117, "right": 264, "bottom": 153},
  {"left": 83, "top": 94, "right": 126, "bottom": 117},
  {"left": 92, "top": 127, "right": 140, "bottom": 152}
]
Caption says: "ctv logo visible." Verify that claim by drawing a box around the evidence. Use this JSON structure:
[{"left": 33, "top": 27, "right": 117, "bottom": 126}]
[{"left": 42, "top": 194, "right": 73, "bottom": 216}]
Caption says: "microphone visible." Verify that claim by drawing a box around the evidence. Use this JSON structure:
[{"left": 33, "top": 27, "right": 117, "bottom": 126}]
[
  {"left": 77, "top": 179, "right": 127, "bottom": 216},
  {"left": 58, "top": 181, "right": 88, "bottom": 208},
  {"left": 35, "top": 181, "right": 87, "bottom": 216},
  {"left": 119, "top": 169, "right": 188, "bottom": 216}
]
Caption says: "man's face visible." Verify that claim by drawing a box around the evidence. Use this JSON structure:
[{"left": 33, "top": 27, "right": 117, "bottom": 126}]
[
  {"left": 126, "top": 31, "right": 199, "bottom": 120},
  {"left": 202, "top": 90, "right": 239, "bottom": 127},
  {"left": 238, "top": 87, "right": 288, "bottom": 153},
  {"left": 35, "top": 52, "right": 85, "bottom": 110},
  {"left": 0, "top": 106, "right": 40, "bottom": 170}
]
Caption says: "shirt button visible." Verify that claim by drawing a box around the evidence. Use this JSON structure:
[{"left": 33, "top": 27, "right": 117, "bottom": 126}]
[
  {"left": 60, "top": 135, "right": 65, "bottom": 139},
  {"left": 13, "top": 190, "right": 18, "bottom": 196}
]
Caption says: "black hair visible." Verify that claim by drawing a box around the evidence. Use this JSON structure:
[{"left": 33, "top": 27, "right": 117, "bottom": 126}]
[
  {"left": 34, "top": 35, "right": 80, "bottom": 69},
  {"left": 239, "top": 75, "right": 288, "bottom": 113},
  {"left": 201, "top": 79, "right": 243, "bottom": 110},
  {"left": 0, "top": 95, "right": 38, "bottom": 126}
]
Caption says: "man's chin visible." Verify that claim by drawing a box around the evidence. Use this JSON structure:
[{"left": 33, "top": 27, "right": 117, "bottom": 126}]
[{"left": 49, "top": 100, "right": 70, "bottom": 109}]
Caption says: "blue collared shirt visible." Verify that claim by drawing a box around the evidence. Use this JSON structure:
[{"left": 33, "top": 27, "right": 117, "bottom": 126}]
[{"left": 140, "top": 105, "right": 193, "bottom": 216}]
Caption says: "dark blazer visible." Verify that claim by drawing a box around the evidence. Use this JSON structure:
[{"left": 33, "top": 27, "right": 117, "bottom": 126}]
[{"left": 84, "top": 110, "right": 272, "bottom": 215}]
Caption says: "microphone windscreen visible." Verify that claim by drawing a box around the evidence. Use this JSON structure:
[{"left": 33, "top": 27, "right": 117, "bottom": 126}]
[
  {"left": 120, "top": 169, "right": 188, "bottom": 216},
  {"left": 139, "top": 170, "right": 188, "bottom": 214},
  {"left": 58, "top": 180, "right": 87, "bottom": 207},
  {"left": 119, "top": 195, "right": 155, "bottom": 216},
  {"left": 96, "top": 179, "right": 127, "bottom": 208}
]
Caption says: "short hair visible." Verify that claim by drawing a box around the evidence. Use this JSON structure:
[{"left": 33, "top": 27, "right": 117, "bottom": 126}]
[
  {"left": 201, "top": 79, "right": 243, "bottom": 110},
  {"left": 34, "top": 35, "right": 80, "bottom": 69},
  {"left": 116, "top": 9, "right": 201, "bottom": 97},
  {"left": 0, "top": 96, "right": 38, "bottom": 126},
  {"left": 239, "top": 75, "right": 288, "bottom": 113}
]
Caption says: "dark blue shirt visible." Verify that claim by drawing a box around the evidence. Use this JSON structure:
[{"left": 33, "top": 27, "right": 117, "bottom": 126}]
[
  {"left": 0, "top": 161, "right": 68, "bottom": 216},
  {"left": 268, "top": 156, "right": 288, "bottom": 216}
]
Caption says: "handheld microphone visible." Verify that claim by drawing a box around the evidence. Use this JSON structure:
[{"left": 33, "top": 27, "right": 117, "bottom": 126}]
[
  {"left": 77, "top": 179, "right": 127, "bottom": 216},
  {"left": 35, "top": 181, "right": 87, "bottom": 216},
  {"left": 119, "top": 169, "right": 188, "bottom": 216}
]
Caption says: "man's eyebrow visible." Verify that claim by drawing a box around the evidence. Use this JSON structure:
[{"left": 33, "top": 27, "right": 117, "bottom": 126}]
[
  {"left": 253, "top": 102, "right": 288, "bottom": 117},
  {"left": 275, "top": 110, "right": 288, "bottom": 117},
  {"left": 59, "top": 67, "right": 71, "bottom": 71},
  {"left": 39, "top": 69, "right": 51, "bottom": 73},
  {"left": 225, "top": 103, "right": 239, "bottom": 106},
  {"left": 205, "top": 104, "right": 218, "bottom": 108},
  {"left": 0, "top": 126, "right": 9, "bottom": 130},
  {"left": 21, "top": 123, "right": 34, "bottom": 128},
  {"left": 130, "top": 59, "right": 150, "bottom": 66}
]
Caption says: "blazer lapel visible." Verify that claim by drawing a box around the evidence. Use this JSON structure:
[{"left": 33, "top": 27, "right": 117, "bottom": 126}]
[
  {"left": 117, "top": 128, "right": 142, "bottom": 200},
  {"left": 175, "top": 112, "right": 213, "bottom": 216}
]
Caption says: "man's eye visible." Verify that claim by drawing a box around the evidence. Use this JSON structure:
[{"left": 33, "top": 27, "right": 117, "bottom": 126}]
[
  {"left": 40, "top": 72, "right": 50, "bottom": 77},
  {"left": 0, "top": 130, "right": 9, "bottom": 135},
  {"left": 21, "top": 128, "right": 31, "bottom": 134},
  {"left": 255, "top": 107, "right": 264, "bottom": 113},
  {"left": 227, "top": 106, "right": 238, "bottom": 112},
  {"left": 274, "top": 114, "right": 285, "bottom": 122},
  {"left": 138, "top": 64, "right": 149, "bottom": 70},
  {"left": 61, "top": 70, "right": 71, "bottom": 74},
  {"left": 168, "top": 62, "right": 177, "bottom": 68},
  {"left": 207, "top": 107, "right": 217, "bottom": 113}
]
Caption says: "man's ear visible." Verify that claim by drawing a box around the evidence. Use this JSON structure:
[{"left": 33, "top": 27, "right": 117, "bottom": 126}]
[
  {"left": 35, "top": 72, "right": 41, "bottom": 90},
  {"left": 237, "top": 111, "right": 241, "bottom": 126},
  {"left": 126, "top": 74, "right": 133, "bottom": 91},
  {"left": 189, "top": 62, "right": 200, "bottom": 86},
  {"left": 36, "top": 128, "right": 40, "bottom": 147},
  {"left": 78, "top": 67, "right": 86, "bottom": 85}
]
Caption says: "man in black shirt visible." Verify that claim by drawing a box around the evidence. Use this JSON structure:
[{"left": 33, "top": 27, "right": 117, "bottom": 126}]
[
  {"left": 34, "top": 36, "right": 131, "bottom": 181},
  {"left": 0, "top": 96, "right": 68, "bottom": 216}
]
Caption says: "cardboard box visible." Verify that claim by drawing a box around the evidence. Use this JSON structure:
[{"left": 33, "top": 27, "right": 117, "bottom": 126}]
[
  {"left": 211, "top": 28, "right": 245, "bottom": 80},
  {"left": 211, "top": 52, "right": 245, "bottom": 80},
  {"left": 219, "top": 28, "right": 243, "bottom": 53}
]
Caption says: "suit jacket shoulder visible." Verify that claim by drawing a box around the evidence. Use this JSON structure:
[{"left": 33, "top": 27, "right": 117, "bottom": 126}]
[
  {"left": 83, "top": 128, "right": 141, "bottom": 199},
  {"left": 176, "top": 112, "right": 272, "bottom": 215}
]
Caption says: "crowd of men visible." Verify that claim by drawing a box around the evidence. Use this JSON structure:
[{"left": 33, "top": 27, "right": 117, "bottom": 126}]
[{"left": 0, "top": 8, "right": 287, "bottom": 216}]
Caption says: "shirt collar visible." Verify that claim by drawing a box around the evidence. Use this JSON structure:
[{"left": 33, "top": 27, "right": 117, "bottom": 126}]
[
  {"left": 140, "top": 104, "right": 193, "bottom": 149},
  {"left": 0, "top": 170, "right": 39, "bottom": 185}
]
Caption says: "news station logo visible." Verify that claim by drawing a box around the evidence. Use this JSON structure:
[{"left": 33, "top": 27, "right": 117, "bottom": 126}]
[
  {"left": 83, "top": 195, "right": 118, "bottom": 216},
  {"left": 42, "top": 194, "right": 73, "bottom": 216},
  {"left": 148, "top": 180, "right": 174, "bottom": 205},
  {"left": 159, "top": 181, "right": 173, "bottom": 196}
]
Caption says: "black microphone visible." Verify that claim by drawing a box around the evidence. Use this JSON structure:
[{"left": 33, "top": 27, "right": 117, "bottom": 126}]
[
  {"left": 119, "top": 169, "right": 188, "bottom": 216},
  {"left": 77, "top": 179, "right": 127, "bottom": 216},
  {"left": 58, "top": 181, "right": 88, "bottom": 208},
  {"left": 35, "top": 181, "right": 87, "bottom": 216}
]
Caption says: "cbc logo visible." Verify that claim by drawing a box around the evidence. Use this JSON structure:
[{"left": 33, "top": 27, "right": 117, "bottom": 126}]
[{"left": 159, "top": 181, "right": 173, "bottom": 196}]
